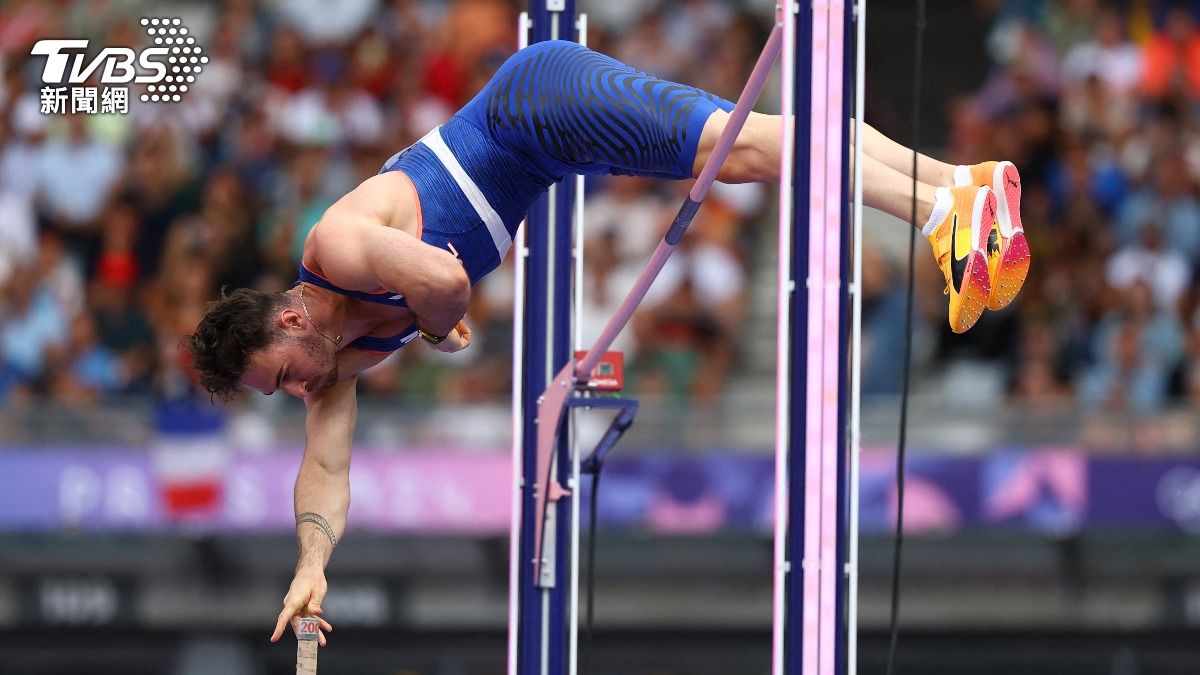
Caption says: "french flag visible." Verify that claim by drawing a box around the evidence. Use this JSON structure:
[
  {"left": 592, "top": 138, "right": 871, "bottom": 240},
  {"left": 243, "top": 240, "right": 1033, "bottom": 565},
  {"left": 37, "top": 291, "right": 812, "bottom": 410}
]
[{"left": 151, "top": 400, "right": 227, "bottom": 521}]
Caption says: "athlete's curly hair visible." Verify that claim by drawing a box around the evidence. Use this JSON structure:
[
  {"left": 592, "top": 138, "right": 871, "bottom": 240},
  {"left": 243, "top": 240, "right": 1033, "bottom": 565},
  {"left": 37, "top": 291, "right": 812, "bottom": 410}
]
[{"left": 183, "top": 288, "right": 291, "bottom": 402}]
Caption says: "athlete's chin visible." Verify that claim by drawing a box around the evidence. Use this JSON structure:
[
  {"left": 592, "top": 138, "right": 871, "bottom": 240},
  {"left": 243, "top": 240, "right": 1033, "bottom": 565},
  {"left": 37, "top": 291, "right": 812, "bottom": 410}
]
[{"left": 315, "top": 369, "right": 339, "bottom": 393}]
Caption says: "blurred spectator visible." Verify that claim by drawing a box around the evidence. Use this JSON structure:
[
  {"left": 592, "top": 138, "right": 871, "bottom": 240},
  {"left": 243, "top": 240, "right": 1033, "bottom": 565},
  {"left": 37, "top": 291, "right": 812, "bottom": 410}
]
[
  {"left": 585, "top": 176, "right": 671, "bottom": 262},
  {"left": 1040, "top": 0, "right": 1101, "bottom": 57},
  {"left": 0, "top": 0, "right": 56, "bottom": 55},
  {"left": 265, "top": 26, "right": 312, "bottom": 94},
  {"left": 125, "top": 126, "right": 199, "bottom": 281},
  {"left": 349, "top": 28, "right": 397, "bottom": 99},
  {"left": 860, "top": 242, "right": 910, "bottom": 396},
  {"left": 1047, "top": 136, "right": 1127, "bottom": 217},
  {"left": 614, "top": 8, "right": 687, "bottom": 82},
  {"left": 1116, "top": 153, "right": 1200, "bottom": 263},
  {"left": 663, "top": 0, "right": 732, "bottom": 60},
  {"left": 421, "top": 0, "right": 515, "bottom": 108},
  {"left": 34, "top": 228, "right": 85, "bottom": 321},
  {"left": 273, "top": 0, "right": 380, "bottom": 46},
  {"left": 0, "top": 191, "right": 35, "bottom": 282},
  {"left": 582, "top": 177, "right": 753, "bottom": 401},
  {"left": 0, "top": 96, "right": 45, "bottom": 199},
  {"left": 45, "top": 311, "right": 126, "bottom": 402},
  {"left": 173, "top": 14, "right": 247, "bottom": 138},
  {"left": 0, "top": 265, "right": 68, "bottom": 397},
  {"left": 35, "top": 115, "right": 123, "bottom": 231},
  {"left": 195, "top": 169, "right": 265, "bottom": 290},
  {"left": 1079, "top": 281, "right": 1184, "bottom": 414},
  {"left": 1061, "top": 7, "right": 1142, "bottom": 95},
  {"left": 0, "top": 114, "right": 36, "bottom": 285},
  {"left": 633, "top": 217, "right": 745, "bottom": 401},
  {"left": 581, "top": 229, "right": 640, "bottom": 358},
  {"left": 269, "top": 145, "right": 341, "bottom": 264},
  {"left": 1105, "top": 222, "right": 1191, "bottom": 313},
  {"left": 981, "top": 19, "right": 1061, "bottom": 110},
  {"left": 90, "top": 278, "right": 154, "bottom": 391},
  {"left": 278, "top": 59, "right": 385, "bottom": 148},
  {"left": 1139, "top": 4, "right": 1200, "bottom": 101},
  {"left": 1011, "top": 321, "right": 1073, "bottom": 405},
  {"left": 94, "top": 200, "right": 141, "bottom": 289}
]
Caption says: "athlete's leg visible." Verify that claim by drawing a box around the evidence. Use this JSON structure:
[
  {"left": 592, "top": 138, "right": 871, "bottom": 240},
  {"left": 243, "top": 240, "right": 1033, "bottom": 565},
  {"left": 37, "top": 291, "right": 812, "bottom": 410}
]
[
  {"left": 695, "top": 110, "right": 937, "bottom": 226},
  {"left": 852, "top": 123, "right": 1029, "bottom": 315},
  {"left": 850, "top": 122, "right": 957, "bottom": 186},
  {"left": 695, "top": 110, "right": 956, "bottom": 188},
  {"left": 694, "top": 107, "right": 1004, "bottom": 334},
  {"left": 692, "top": 111, "right": 779, "bottom": 183}
]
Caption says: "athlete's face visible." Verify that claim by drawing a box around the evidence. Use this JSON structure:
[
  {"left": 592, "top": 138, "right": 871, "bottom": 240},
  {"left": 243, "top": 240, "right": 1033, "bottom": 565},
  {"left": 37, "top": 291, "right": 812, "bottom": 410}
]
[{"left": 241, "top": 311, "right": 339, "bottom": 399}]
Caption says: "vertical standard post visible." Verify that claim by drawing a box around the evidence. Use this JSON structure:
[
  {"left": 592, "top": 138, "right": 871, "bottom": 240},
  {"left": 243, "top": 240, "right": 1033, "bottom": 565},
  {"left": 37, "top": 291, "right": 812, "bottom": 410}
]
[
  {"left": 516, "top": 3, "right": 577, "bottom": 675},
  {"left": 779, "top": 1, "right": 813, "bottom": 672},
  {"left": 778, "top": 0, "right": 853, "bottom": 674},
  {"left": 510, "top": 14, "right": 533, "bottom": 675}
]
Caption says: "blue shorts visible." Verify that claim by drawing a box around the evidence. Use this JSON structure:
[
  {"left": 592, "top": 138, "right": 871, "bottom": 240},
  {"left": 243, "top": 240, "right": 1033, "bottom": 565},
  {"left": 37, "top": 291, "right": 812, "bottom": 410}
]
[
  {"left": 381, "top": 40, "right": 735, "bottom": 284},
  {"left": 462, "top": 39, "right": 736, "bottom": 183}
]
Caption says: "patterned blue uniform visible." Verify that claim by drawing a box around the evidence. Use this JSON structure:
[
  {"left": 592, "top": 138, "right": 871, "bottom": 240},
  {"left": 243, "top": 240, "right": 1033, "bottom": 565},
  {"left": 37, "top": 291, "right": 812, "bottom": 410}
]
[{"left": 301, "top": 40, "right": 734, "bottom": 352}]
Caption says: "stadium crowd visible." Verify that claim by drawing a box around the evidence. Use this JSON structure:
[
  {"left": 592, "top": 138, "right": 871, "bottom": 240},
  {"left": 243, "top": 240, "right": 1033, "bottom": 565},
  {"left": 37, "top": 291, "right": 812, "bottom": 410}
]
[
  {"left": 897, "top": 0, "right": 1200, "bottom": 447},
  {"left": 4, "top": 0, "right": 1200, "bottom": 448},
  {"left": 0, "top": 0, "right": 769, "bottom": 411}
]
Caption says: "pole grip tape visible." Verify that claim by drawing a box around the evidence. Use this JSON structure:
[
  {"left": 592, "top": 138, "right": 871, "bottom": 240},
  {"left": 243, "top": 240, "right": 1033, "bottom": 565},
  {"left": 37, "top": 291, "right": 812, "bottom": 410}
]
[
  {"left": 664, "top": 198, "right": 702, "bottom": 246},
  {"left": 295, "top": 616, "right": 321, "bottom": 641}
]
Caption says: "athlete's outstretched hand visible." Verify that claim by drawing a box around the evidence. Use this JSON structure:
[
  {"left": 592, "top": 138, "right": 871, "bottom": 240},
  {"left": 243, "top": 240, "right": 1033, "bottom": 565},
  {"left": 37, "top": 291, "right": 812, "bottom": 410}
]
[
  {"left": 271, "top": 564, "right": 334, "bottom": 646},
  {"left": 430, "top": 320, "right": 472, "bottom": 353}
]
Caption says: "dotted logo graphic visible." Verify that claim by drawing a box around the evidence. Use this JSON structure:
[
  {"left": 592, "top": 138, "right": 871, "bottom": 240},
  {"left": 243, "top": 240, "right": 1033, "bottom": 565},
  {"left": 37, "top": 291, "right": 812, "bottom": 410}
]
[{"left": 138, "top": 17, "right": 206, "bottom": 103}]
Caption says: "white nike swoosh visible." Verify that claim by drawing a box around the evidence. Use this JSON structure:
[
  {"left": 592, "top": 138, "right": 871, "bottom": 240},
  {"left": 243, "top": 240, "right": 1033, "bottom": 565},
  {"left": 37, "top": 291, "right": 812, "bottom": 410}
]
[{"left": 388, "top": 294, "right": 405, "bottom": 301}]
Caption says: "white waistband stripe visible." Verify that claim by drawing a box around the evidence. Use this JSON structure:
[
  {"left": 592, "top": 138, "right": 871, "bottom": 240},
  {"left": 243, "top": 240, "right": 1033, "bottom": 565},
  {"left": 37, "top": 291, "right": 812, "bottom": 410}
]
[{"left": 420, "top": 126, "right": 512, "bottom": 259}]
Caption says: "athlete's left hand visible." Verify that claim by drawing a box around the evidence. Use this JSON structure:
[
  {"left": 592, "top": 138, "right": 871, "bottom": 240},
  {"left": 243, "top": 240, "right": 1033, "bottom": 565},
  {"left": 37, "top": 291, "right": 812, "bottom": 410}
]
[{"left": 430, "top": 320, "right": 472, "bottom": 353}]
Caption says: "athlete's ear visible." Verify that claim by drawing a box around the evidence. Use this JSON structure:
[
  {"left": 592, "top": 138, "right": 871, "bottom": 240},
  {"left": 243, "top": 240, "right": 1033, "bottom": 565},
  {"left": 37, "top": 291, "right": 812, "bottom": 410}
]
[{"left": 278, "top": 307, "right": 304, "bottom": 331}]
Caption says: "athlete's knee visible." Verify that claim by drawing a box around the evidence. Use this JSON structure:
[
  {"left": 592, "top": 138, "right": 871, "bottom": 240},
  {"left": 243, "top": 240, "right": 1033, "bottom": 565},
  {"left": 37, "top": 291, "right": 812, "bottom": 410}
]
[
  {"left": 720, "top": 142, "right": 778, "bottom": 183},
  {"left": 700, "top": 112, "right": 779, "bottom": 183},
  {"left": 714, "top": 152, "right": 770, "bottom": 183}
]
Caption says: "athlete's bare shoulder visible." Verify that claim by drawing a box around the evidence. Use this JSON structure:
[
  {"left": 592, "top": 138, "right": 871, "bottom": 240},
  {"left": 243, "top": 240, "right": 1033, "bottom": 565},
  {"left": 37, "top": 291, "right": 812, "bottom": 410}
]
[
  {"left": 329, "top": 171, "right": 421, "bottom": 235},
  {"left": 302, "top": 170, "right": 423, "bottom": 271}
]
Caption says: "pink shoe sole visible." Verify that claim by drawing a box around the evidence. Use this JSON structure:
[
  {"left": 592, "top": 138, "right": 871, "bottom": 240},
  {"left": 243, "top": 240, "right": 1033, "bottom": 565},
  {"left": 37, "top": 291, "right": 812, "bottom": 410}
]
[
  {"left": 987, "top": 231, "right": 1030, "bottom": 311},
  {"left": 987, "top": 162, "right": 1028, "bottom": 310},
  {"left": 953, "top": 250, "right": 992, "bottom": 333}
]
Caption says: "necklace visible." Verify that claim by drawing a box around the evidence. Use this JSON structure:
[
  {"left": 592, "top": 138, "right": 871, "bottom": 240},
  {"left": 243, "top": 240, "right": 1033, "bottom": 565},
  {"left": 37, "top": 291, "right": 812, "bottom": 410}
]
[{"left": 298, "top": 283, "right": 342, "bottom": 346}]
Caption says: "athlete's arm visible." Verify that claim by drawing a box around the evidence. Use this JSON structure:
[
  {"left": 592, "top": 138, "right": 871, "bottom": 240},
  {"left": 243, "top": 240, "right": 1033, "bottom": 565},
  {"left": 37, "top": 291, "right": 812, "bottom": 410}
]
[
  {"left": 269, "top": 375, "right": 358, "bottom": 646},
  {"left": 312, "top": 178, "right": 471, "bottom": 341}
]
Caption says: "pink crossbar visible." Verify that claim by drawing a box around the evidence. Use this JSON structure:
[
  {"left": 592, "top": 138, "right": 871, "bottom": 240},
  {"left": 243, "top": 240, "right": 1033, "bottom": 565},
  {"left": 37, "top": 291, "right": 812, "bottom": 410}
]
[{"left": 530, "top": 24, "right": 784, "bottom": 584}]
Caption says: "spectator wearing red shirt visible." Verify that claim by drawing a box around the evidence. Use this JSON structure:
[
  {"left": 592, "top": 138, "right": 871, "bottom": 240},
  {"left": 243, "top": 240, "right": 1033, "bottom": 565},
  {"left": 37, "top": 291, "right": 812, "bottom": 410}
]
[{"left": 1140, "top": 5, "right": 1200, "bottom": 99}]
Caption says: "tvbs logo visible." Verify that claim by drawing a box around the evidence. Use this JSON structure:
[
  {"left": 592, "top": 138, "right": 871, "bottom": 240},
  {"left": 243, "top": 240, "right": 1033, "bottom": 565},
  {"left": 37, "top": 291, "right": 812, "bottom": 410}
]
[{"left": 31, "top": 17, "right": 206, "bottom": 114}]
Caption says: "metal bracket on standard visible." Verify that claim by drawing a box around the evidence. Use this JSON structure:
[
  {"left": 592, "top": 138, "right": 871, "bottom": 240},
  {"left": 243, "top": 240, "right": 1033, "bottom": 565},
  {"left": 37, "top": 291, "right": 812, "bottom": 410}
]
[
  {"left": 532, "top": 380, "right": 639, "bottom": 583},
  {"left": 567, "top": 396, "right": 639, "bottom": 475}
]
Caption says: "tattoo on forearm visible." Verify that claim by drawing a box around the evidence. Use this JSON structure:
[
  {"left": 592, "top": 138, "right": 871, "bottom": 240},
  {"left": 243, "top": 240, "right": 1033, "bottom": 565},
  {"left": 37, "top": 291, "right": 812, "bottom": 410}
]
[{"left": 296, "top": 512, "right": 337, "bottom": 549}]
